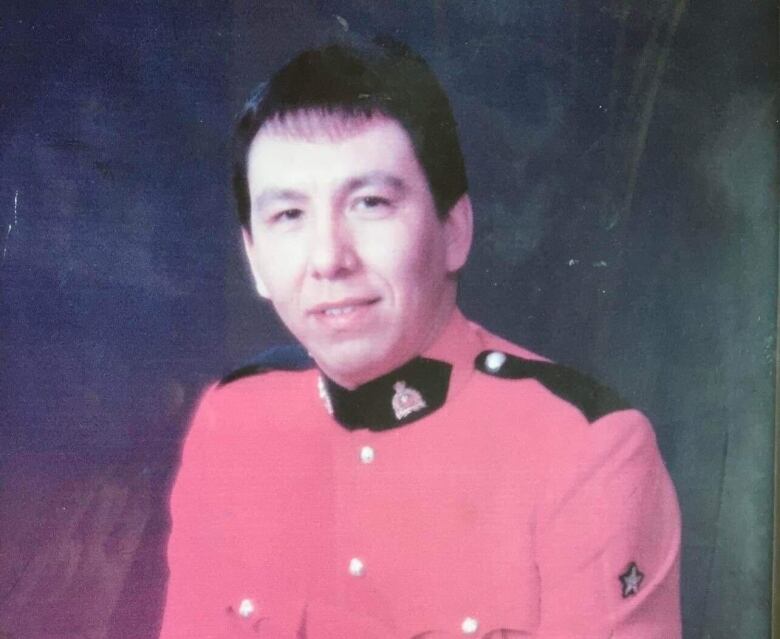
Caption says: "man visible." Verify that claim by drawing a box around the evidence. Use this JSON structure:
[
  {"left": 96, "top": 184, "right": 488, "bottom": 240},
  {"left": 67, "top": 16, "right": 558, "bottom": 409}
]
[{"left": 161, "top": 39, "right": 681, "bottom": 638}]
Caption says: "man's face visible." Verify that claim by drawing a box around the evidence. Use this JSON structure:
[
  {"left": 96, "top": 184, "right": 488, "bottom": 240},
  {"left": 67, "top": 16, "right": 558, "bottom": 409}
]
[{"left": 243, "top": 114, "right": 472, "bottom": 388}]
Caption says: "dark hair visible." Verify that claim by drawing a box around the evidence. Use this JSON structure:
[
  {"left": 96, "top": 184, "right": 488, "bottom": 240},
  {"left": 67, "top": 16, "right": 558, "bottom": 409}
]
[{"left": 232, "top": 38, "right": 468, "bottom": 229}]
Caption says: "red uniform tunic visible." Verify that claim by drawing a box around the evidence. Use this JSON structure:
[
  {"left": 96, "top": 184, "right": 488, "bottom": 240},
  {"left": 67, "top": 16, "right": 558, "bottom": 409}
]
[{"left": 161, "top": 311, "right": 681, "bottom": 638}]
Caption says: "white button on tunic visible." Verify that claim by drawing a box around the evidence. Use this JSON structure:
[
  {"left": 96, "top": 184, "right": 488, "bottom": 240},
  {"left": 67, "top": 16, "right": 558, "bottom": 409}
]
[
  {"left": 359, "top": 445, "right": 375, "bottom": 464},
  {"left": 237, "top": 598, "right": 255, "bottom": 618},
  {"left": 485, "top": 351, "right": 507, "bottom": 372},
  {"left": 461, "top": 616, "right": 479, "bottom": 634},
  {"left": 348, "top": 557, "right": 365, "bottom": 577}
]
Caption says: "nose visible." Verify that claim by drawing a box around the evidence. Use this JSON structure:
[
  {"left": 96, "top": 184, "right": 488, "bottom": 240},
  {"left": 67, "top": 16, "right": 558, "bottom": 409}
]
[{"left": 307, "top": 212, "right": 358, "bottom": 280}]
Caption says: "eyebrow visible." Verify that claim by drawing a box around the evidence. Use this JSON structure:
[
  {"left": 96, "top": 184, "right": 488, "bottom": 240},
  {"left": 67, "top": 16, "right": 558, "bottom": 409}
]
[
  {"left": 343, "top": 171, "right": 406, "bottom": 194},
  {"left": 252, "top": 188, "right": 307, "bottom": 212},
  {"left": 252, "top": 172, "right": 407, "bottom": 212}
]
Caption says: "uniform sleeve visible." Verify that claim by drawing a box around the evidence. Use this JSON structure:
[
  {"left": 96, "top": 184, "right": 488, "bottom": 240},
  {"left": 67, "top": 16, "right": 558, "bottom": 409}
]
[
  {"left": 534, "top": 409, "right": 681, "bottom": 639},
  {"left": 159, "top": 385, "right": 305, "bottom": 639},
  {"left": 158, "top": 386, "right": 255, "bottom": 639}
]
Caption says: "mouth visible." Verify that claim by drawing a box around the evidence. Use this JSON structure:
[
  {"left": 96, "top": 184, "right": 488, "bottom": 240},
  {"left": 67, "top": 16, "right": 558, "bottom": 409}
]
[
  {"left": 322, "top": 305, "right": 361, "bottom": 317},
  {"left": 309, "top": 297, "right": 380, "bottom": 314},
  {"left": 307, "top": 297, "right": 381, "bottom": 322}
]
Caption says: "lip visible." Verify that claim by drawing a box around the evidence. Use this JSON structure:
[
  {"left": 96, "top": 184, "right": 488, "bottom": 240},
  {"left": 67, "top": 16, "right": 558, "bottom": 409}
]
[
  {"left": 306, "top": 297, "right": 381, "bottom": 329},
  {"left": 307, "top": 297, "right": 381, "bottom": 316}
]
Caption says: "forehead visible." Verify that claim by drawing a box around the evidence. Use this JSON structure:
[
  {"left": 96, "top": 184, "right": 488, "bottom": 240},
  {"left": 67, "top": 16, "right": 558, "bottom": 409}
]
[
  {"left": 246, "top": 111, "right": 425, "bottom": 189},
  {"left": 257, "top": 108, "right": 380, "bottom": 141}
]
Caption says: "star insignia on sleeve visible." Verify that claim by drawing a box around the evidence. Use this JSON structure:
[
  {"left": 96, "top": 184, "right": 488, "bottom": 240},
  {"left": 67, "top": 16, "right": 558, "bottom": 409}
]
[{"left": 619, "top": 562, "right": 644, "bottom": 598}]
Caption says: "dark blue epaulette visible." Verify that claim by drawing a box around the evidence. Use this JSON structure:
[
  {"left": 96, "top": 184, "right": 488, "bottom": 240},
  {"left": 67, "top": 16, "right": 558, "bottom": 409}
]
[
  {"left": 219, "top": 344, "right": 315, "bottom": 387},
  {"left": 475, "top": 350, "right": 629, "bottom": 423}
]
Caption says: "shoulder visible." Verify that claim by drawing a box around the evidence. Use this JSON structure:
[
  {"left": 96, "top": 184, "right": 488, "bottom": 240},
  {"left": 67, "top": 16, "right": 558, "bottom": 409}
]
[
  {"left": 473, "top": 348, "right": 629, "bottom": 423},
  {"left": 217, "top": 343, "right": 315, "bottom": 387},
  {"left": 467, "top": 325, "right": 668, "bottom": 489},
  {"left": 185, "top": 344, "right": 316, "bottom": 437},
  {"left": 468, "top": 324, "right": 629, "bottom": 424},
  {"left": 179, "top": 345, "right": 317, "bottom": 458}
]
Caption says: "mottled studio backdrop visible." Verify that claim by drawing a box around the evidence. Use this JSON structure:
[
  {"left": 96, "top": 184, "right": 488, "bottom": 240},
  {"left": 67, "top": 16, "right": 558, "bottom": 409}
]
[{"left": 0, "top": 1, "right": 777, "bottom": 638}]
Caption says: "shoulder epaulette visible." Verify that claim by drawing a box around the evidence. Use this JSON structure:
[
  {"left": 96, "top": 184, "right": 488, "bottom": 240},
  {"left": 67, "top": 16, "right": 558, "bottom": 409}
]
[
  {"left": 475, "top": 350, "right": 629, "bottom": 422},
  {"left": 219, "top": 344, "right": 315, "bottom": 387}
]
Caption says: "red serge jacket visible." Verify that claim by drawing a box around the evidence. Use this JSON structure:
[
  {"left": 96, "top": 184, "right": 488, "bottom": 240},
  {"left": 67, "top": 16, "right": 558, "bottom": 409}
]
[{"left": 161, "top": 311, "right": 681, "bottom": 638}]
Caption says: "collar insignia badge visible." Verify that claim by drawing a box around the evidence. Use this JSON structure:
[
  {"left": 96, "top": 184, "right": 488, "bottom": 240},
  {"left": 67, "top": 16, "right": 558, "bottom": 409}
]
[
  {"left": 619, "top": 562, "right": 644, "bottom": 598},
  {"left": 317, "top": 375, "right": 334, "bottom": 416},
  {"left": 391, "top": 380, "right": 427, "bottom": 420}
]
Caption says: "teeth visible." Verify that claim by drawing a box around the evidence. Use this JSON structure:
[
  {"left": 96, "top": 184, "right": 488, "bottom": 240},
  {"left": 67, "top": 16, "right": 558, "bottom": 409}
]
[{"left": 324, "top": 306, "right": 355, "bottom": 316}]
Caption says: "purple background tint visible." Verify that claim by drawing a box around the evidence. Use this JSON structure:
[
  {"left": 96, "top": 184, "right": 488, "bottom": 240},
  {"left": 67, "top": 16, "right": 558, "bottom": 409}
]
[{"left": 0, "top": 1, "right": 777, "bottom": 637}]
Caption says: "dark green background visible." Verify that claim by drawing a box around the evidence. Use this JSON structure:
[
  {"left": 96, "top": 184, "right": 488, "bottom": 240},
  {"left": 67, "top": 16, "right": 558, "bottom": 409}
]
[{"left": 1, "top": 1, "right": 777, "bottom": 637}]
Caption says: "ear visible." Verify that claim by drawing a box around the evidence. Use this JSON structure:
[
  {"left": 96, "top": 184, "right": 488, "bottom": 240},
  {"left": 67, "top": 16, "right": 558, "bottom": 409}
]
[
  {"left": 241, "top": 227, "right": 270, "bottom": 298},
  {"left": 443, "top": 194, "right": 474, "bottom": 273}
]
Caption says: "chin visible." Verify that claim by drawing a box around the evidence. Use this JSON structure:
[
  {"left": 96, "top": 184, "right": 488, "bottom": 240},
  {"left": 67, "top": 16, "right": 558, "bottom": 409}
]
[{"left": 314, "top": 339, "right": 398, "bottom": 387}]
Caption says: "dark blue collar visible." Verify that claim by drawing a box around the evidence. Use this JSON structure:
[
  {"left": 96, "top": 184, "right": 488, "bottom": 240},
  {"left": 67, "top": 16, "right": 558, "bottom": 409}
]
[{"left": 319, "top": 357, "right": 452, "bottom": 431}]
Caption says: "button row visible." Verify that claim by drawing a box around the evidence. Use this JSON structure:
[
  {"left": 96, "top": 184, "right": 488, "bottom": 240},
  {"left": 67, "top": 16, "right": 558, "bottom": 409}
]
[
  {"left": 237, "top": 593, "right": 478, "bottom": 635},
  {"left": 352, "top": 446, "right": 370, "bottom": 580},
  {"left": 351, "top": 443, "right": 475, "bottom": 633}
]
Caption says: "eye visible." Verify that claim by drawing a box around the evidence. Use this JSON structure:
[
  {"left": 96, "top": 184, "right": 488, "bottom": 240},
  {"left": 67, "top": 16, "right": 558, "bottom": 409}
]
[
  {"left": 271, "top": 208, "right": 304, "bottom": 223},
  {"left": 354, "top": 195, "right": 392, "bottom": 212}
]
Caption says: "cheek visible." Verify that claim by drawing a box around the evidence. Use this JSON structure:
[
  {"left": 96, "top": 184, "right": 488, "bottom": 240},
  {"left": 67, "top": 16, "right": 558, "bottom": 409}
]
[
  {"left": 404, "top": 220, "right": 446, "bottom": 274},
  {"left": 366, "top": 225, "right": 445, "bottom": 294},
  {"left": 253, "top": 242, "right": 306, "bottom": 302}
]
